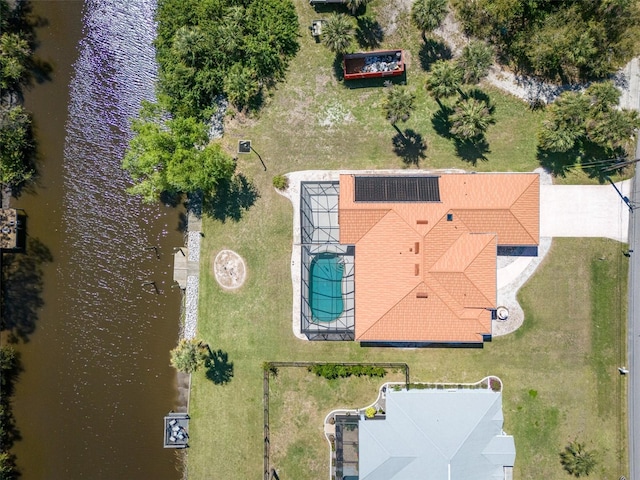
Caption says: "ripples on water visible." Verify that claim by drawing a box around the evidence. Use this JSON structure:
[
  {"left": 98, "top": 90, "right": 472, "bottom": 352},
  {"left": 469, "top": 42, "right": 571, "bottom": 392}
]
[{"left": 54, "top": 0, "right": 179, "bottom": 476}]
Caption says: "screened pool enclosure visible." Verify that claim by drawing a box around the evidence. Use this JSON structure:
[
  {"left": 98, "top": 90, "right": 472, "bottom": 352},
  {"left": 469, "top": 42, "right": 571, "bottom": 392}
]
[{"left": 300, "top": 182, "right": 355, "bottom": 340}]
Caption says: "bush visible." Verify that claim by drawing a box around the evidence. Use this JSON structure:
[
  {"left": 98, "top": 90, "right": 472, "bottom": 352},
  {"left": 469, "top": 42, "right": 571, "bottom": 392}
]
[
  {"left": 272, "top": 174, "right": 288, "bottom": 190},
  {"left": 307, "top": 364, "right": 387, "bottom": 380},
  {"left": 365, "top": 407, "right": 376, "bottom": 418}
]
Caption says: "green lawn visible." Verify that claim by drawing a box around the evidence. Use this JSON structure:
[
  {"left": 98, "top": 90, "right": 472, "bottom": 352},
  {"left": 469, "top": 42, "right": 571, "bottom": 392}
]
[{"left": 186, "top": 1, "right": 629, "bottom": 478}]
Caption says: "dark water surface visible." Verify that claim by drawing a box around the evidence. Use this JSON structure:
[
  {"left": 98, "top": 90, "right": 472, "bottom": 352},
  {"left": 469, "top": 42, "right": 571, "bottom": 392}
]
[{"left": 11, "top": 1, "right": 183, "bottom": 478}]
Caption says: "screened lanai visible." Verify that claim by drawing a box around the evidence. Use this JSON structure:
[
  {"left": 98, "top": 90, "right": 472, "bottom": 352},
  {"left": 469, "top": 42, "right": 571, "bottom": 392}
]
[{"left": 300, "top": 182, "right": 355, "bottom": 340}]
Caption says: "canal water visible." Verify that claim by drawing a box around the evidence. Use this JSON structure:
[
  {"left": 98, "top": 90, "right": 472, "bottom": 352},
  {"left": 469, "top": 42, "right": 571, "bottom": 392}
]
[{"left": 11, "top": 1, "right": 183, "bottom": 478}]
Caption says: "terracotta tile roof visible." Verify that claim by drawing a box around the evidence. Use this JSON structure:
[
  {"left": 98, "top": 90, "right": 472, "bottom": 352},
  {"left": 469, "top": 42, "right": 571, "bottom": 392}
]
[{"left": 338, "top": 172, "right": 539, "bottom": 343}]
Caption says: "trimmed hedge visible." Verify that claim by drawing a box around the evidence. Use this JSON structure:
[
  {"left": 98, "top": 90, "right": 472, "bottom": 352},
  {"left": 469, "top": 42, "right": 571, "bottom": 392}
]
[{"left": 307, "top": 364, "right": 386, "bottom": 380}]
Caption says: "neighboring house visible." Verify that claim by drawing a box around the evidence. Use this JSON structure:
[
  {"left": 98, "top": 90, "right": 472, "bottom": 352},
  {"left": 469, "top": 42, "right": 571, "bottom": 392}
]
[
  {"left": 299, "top": 173, "right": 539, "bottom": 345},
  {"left": 326, "top": 379, "right": 515, "bottom": 480}
]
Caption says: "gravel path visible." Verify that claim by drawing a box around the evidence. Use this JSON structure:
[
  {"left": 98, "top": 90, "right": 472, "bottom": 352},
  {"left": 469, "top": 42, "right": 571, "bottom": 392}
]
[{"left": 182, "top": 221, "right": 202, "bottom": 340}]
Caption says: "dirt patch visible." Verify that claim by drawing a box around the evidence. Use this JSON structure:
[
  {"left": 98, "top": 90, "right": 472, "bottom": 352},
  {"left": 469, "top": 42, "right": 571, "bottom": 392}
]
[
  {"left": 213, "top": 249, "right": 246, "bottom": 290},
  {"left": 378, "top": 0, "right": 412, "bottom": 36},
  {"left": 317, "top": 101, "right": 355, "bottom": 127}
]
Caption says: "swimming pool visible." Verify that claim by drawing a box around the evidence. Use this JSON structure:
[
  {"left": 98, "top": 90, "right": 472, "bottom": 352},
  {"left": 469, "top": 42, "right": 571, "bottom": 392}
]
[{"left": 309, "top": 253, "right": 345, "bottom": 322}]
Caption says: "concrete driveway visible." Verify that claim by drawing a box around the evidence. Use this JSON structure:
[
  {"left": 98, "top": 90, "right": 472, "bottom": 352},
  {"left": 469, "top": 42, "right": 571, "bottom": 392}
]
[{"left": 540, "top": 181, "right": 632, "bottom": 243}]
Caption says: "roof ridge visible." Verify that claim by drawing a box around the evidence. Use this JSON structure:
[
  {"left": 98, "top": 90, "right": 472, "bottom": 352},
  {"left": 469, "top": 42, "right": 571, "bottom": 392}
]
[
  {"left": 449, "top": 392, "right": 501, "bottom": 464},
  {"left": 424, "top": 273, "right": 466, "bottom": 323},
  {"left": 463, "top": 239, "right": 497, "bottom": 306},
  {"left": 455, "top": 207, "right": 536, "bottom": 245},
  {"left": 393, "top": 392, "right": 449, "bottom": 462},
  {"left": 507, "top": 177, "right": 539, "bottom": 244},
  {"left": 340, "top": 208, "right": 391, "bottom": 244},
  {"left": 356, "top": 282, "right": 426, "bottom": 340}
]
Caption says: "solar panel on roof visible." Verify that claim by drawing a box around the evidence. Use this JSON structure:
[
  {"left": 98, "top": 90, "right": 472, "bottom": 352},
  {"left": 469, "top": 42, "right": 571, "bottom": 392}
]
[{"left": 354, "top": 176, "right": 440, "bottom": 202}]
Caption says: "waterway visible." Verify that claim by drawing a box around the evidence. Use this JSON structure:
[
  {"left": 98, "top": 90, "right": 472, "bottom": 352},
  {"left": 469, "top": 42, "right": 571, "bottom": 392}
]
[{"left": 9, "top": 1, "right": 183, "bottom": 478}]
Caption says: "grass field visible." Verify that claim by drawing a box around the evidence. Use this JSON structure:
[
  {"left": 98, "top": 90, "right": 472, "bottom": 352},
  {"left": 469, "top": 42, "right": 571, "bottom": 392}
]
[{"left": 186, "top": 1, "right": 629, "bottom": 479}]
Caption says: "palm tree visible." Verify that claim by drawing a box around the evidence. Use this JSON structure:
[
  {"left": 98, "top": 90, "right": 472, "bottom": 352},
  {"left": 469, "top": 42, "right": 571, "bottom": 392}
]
[
  {"left": 345, "top": 0, "right": 370, "bottom": 16},
  {"left": 224, "top": 64, "right": 260, "bottom": 111},
  {"left": 411, "top": 0, "right": 448, "bottom": 42},
  {"left": 559, "top": 440, "right": 598, "bottom": 477},
  {"left": 586, "top": 109, "right": 640, "bottom": 151},
  {"left": 171, "top": 26, "right": 206, "bottom": 67},
  {"left": 323, "top": 14, "right": 353, "bottom": 54},
  {"left": 585, "top": 80, "right": 621, "bottom": 113},
  {"left": 457, "top": 40, "right": 494, "bottom": 84},
  {"left": 538, "top": 119, "right": 579, "bottom": 152},
  {"left": 426, "top": 60, "right": 462, "bottom": 105},
  {"left": 382, "top": 85, "right": 416, "bottom": 136},
  {"left": 449, "top": 97, "right": 493, "bottom": 141},
  {"left": 551, "top": 91, "right": 590, "bottom": 131},
  {"left": 170, "top": 339, "right": 206, "bottom": 374}
]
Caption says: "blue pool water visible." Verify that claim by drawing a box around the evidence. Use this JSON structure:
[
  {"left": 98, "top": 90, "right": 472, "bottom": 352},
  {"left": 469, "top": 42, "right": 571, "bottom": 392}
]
[{"left": 309, "top": 253, "right": 345, "bottom": 322}]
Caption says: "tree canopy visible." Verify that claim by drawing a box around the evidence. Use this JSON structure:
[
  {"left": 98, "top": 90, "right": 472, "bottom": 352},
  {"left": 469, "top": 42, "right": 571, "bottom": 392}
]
[
  {"left": 170, "top": 339, "right": 206, "bottom": 374},
  {"left": 559, "top": 440, "right": 598, "bottom": 477},
  {"left": 457, "top": 40, "right": 494, "bottom": 84},
  {"left": 538, "top": 81, "right": 640, "bottom": 156},
  {"left": 122, "top": 101, "right": 235, "bottom": 203},
  {"left": 449, "top": 97, "right": 494, "bottom": 141},
  {"left": 0, "top": 105, "right": 34, "bottom": 187},
  {"left": 155, "top": 0, "right": 299, "bottom": 118},
  {"left": 425, "top": 60, "right": 463, "bottom": 102},
  {"left": 323, "top": 14, "right": 354, "bottom": 55},
  {"left": 453, "top": 0, "right": 640, "bottom": 83},
  {"left": 411, "top": 0, "right": 448, "bottom": 42},
  {"left": 382, "top": 85, "right": 416, "bottom": 126}
]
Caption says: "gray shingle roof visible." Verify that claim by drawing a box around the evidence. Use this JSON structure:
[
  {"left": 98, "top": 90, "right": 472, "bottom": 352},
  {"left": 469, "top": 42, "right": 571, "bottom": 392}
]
[{"left": 359, "top": 388, "right": 515, "bottom": 480}]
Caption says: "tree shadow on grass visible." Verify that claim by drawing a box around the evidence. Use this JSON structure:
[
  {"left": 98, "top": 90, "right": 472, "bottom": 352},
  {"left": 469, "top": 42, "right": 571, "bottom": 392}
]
[
  {"left": 356, "top": 16, "right": 384, "bottom": 49},
  {"left": 431, "top": 105, "right": 453, "bottom": 139},
  {"left": 537, "top": 139, "right": 626, "bottom": 182},
  {"left": 463, "top": 88, "right": 496, "bottom": 114},
  {"left": 1, "top": 237, "right": 52, "bottom": 343},
  {"left": 203, "top": 174, "right": 259, "bottom": 222},
  {"left": 419, "top": 38, "right": 452, "bottom": 72},
  {"left": 537, "top": 148, "right": 579, "bottom": 178},
  {"left": 204, "top": 349, "right": 234, "bottom": 385},
  {"left": 333, "top": 54, "right": 344, "bottom": 81},
  {"left": 454, "top": 137, "right": 491, "bottom": 165},
  {"left": 392, "top": 129, "right": 427, "bottom": 167}
]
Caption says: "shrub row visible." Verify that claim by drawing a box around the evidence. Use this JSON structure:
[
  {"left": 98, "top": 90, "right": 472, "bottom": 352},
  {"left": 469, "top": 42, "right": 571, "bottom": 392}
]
[{"left": 307, "top": 364, "right": 386, "bottom": 380}]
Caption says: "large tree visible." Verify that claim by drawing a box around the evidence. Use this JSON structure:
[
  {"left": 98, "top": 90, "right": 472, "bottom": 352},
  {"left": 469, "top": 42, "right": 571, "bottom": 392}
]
[
  {"left": 123, "top": 101, "right": 235, "bottom": 203},
  {"left": 411, "top": 0, "right": 448, "bottom": 42},
  {"left": 425, "top": 60, "right": 462, "bottom": 104},
  {"left": 537, "top": 83, "right": 640, "bottom": 155},
  {"left": 323, "top": 13, "right": 353, "bottom": 55},
  {"left": 457, "top": 40, "right": 494, "bottom": 84},
  {"left": 382, "top": 85, "right": 416, "bottom": 136},
  {"left": 0, "top": 105, "right": 34, "bottom": 187},
  {"left": 345, "top": 0, "right": 370, "bottom": 16},
  {"left": 449, "top": 97, "right": 493, "bottom": 141},
  {"left": 453, "top": 0, "right": 640, "bottom": 83},
  {"left": 223, "top": 64, "right": 260, "bottom": 111},
  {"left": 0, "top": 32, "right": 31, "bottom": 90},
  {"left": 154, "top": 0, "right": 299, "bottom": 118},
  {"left": 170, "top": 339, "right": 207, "bottom": 374}
]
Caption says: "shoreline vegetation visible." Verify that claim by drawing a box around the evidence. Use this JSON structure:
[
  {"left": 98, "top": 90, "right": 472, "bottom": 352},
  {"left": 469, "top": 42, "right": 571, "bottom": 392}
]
[
  {"left": 0, "top": 1, "right": 51, "bottom": 478},
  {"left": 121, "top": 0, "right": 300, "bottom": 207},
  {"left": 123, "top": 0, "right": 640, "bottom": 478},
  {"left": 0, "top": 0, "right": 50, "bottom": 198}
]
